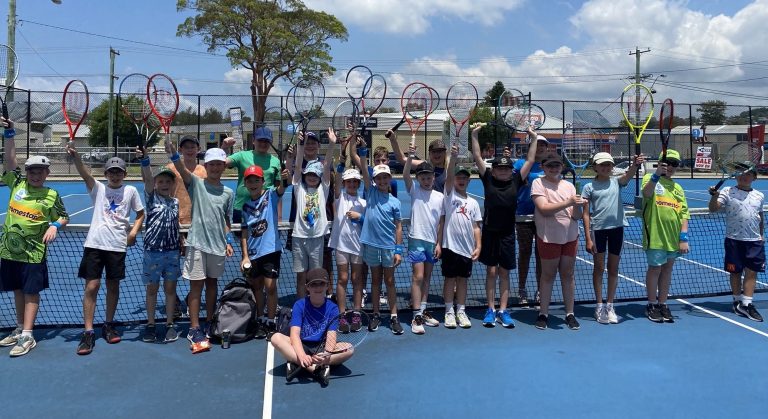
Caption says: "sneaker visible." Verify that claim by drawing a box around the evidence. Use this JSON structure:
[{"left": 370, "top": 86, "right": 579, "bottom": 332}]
[
  {"left": 0, "top": 326, "right": 21, "bottom": 347},
  {"left": 9, "top": 335, "right": 36, "bottom": 357},
  {"left": 606, "top": 304, "right": 619, "bottom": 324},
  {"left": 732, "top": 301, "right": 740, "bottom": 314},
  {"left": 286, "top": 362, "right": 299, "bottom": 382},
  {"left": 736, "top": 303, "right": 764, "bottom": 322},
  {"left": 535, "top": 314, "right": 548, "bottom": 330},
  {"left": 350, "top": 311, "right": 362, "bottom": 332},
  {"left": 187, "top": 327, "right": 210, "bottom": 354},
  {"left": 482, "top": 308, "right": 496, "bottom": 327},
  {"left": 444, "top": 312, "right": 457, "bottom": 329},
  {"left": 646, "top": 303, "right": 663, "bottom": 323},
  {"left": 596, "top": 305, "right": 609, "bottom": 324},
  {"left": 421, "top": 310, "right": 439, "bottom": 327},
  {"left": 76, "top": 331, "right": 96, "bottom": 355},
  {"left": 379, "top": 294, "right": 387, "bottom": 306},
  {"left": 255, "top": 321, "right": 268, "bottom": 339},
  {"left": 496, "top": 310, "right": 515, "bottom": 328},
  {"left": 338, "top": 314, "right": 351, "bottom": 334},
  {"left": 659, "top": 304, "right": 674, "bottom": 323},
  {"left": 313, "top": 364, "right": 330, "bottom": 387},
  {"left": 101, "top": 322, "right": 121, "bottom": 344},
  {"left": 164, "top": 324, "right": 180, "bottom": 343},
  {"left": 265, "top": 322, "right": 277, "bottom": 341},
  {"left": 565, "top": 314, "right": 580, "bottom": 330},
  {"left": 141, "top": 324, "right": 157, "bottom": 343},
  {"left": 411, "top": 315, "right": 425, "bottom": 335},
  {"left": 518, "top": 288, "right": 528, "bottom": 305},
  {"left": 457, "top": 311, "right": 472, "bottom": 329},
  {"left": 390, "top": 316, "right": 404, "bottom": 335},
  {"left": 369, "top": 313, "right": 381, "bottom": 332}
]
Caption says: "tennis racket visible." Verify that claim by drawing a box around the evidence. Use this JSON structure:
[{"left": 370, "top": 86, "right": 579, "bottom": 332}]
[
  {"left": 502, "top": 103, "right": 546, "bottom": 132},
  {"left": 331, "top": 99, "right": 359, "bottom": 142},
  {"left": 658, "top": 98, "right": 674, "bottom": 162},
  {"left": 384, "top": 115, "right": 406, "bottom": 139},
  {"left": 562, "top": 131, "right": 597, "bottom": 194},
  {"left": 118, "top": 73, "right": 152, "bottom": 149},
  {"left": 291, "top": 78, "right": 326, "bottom": 141},
  {"left": 345, "top": 65, "right": 373, "bottom": 103},
  {"left": 145, "top": 112, "right": 161, "bottom": 145},
  {"left": 620, "top": 83, "right": 654, "bottom": 156},
  {"left": 262, "top": 106, "right": 296, "bottom": 187},
  {"left": 0, "top": 44, "right": 19, "bottom": 120},
  {"left": 401, "top": 82, "right": 439, "bottom": 148},
  {"left": 446, "top": 81, "right": 478, "bottom": 158},
  {"left": 62, "top": 80, "right": 90, "bottom": 144},
  {"left": 497, "top": 88, "right": 526, "bottom": 110},
  {"left": 358, "top": 73, "right": 387, "bottom": 137},
  {"left": 147, "top": 73, "right": 180, "bottom": 138},
  {"left": 712, "top": 142, "right": 762, "bottom": 191}
]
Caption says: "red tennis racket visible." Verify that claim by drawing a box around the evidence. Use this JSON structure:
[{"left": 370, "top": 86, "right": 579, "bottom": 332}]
[
  {"left": 62, "top": 79, "right": 90, "bottom": 143},
  {"left": 401, "top": 82, "right": 438, "bottom": 148},
  {"left": 147, "top": 73, "right": 179, "bottom": 137},
  {"left": 446, "top": 81, "right": 478, "bottom": 157}
]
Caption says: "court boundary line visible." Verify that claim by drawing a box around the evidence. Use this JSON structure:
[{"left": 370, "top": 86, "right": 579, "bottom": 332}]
[
  {"left": 0, "top": 193, "right": 88, "bottom": 216},
  {"left": 262, "top": 344, "right": 275, "bottom": 419}
]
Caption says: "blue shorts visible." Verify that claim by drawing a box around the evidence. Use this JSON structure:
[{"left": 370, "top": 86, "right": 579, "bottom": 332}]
[
  {"left": 645, "top": 249, "right": 680, "bottom": 267},
  {"left": 724, "top": 238, "right": 766, "bottom": 274},
  {"left": 143, "top": 250, "right": 181, "bottom": 284},
  {"left": 0, "top": 258, "right": 49, "bottom": 295},
  {"left": 407, "top": 238, "right": 438, "bottom": 264},
  {"left": 362, "top": 245, "right": 396, "bottom": 268}
]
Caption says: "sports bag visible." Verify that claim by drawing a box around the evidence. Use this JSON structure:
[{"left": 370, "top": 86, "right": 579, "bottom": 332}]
[{"left": 209, "top": 277, "right": 258, "bottom": 343}]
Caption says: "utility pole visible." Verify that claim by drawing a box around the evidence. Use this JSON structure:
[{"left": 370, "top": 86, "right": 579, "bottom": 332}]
[
  {"left": 629, "top": 47, "right": 651, "bottom": 85},
  {"left": 108, "top": 47, "right": 119, "bottom": 152},
  {"left": 629, "top": 47, "right": 650, "bottom": 209}
]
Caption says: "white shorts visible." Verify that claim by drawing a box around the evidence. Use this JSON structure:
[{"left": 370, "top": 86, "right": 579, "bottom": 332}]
[
  {"left": 335, "top": 249, "right": 363, "bottom": 266},
  {"left": 183, "top": 247, "right": 226, "bottom": 281},
  {"left": 292, "top": 236, "right": 324, "bottom": 273}
]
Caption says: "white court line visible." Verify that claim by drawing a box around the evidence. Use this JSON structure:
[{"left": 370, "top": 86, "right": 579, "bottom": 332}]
[
  {"left": 0, "top": 193, "right": 88, "bottom": 216},
  {"left": 68, "top": 206, "right": 94, "bottom": 217},
  {"left": 262, "top": 344, "right": 275, "bottom": 419},
  {"left": 467, "top": 192, "right": 484, "bottom": 200}
]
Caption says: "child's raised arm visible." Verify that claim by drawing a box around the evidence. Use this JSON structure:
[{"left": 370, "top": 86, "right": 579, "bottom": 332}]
[
  {"left": 65, "top": 141, "right": 96, "bottom": 192},
  {"left": 137, "top": 147, "right": 154, "bottom": 194}
]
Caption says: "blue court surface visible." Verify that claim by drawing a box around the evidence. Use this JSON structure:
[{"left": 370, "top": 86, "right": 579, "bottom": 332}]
[{"left": 1, "top": 176, "right": 767, "bottom": 418}]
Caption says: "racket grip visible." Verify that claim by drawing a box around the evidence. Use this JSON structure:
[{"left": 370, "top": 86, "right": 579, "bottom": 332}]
[
  {"left": 1, "top": 103, "right": 7, "bottom": 120},
  {"left": 281, "top": 162, "right": 289, "bottom": 188},
  {"left": 713, "top": 179, "right": 726, "bottom": 191},
  {"left": 634, "top": 142, "right": 641, "bottom": 156},
  {"left": 410, "top": 134, "right": 416, "bottom": 149},
  {"left": 385, "top": 118, "right": 405, "bottom": 138}
]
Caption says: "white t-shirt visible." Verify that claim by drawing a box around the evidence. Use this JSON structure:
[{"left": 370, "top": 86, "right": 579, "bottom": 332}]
[
  {"left": 329, "top": 192, "right": 366, "bottom": 255},
  {"left": 292, "top": 180, "right": 330, "bottom": 238},
  {"left": 442, "top": 190, "right": 482, "bottom": 258},
  {"left": 407, "top": 183, "right": 444, "bottom": 243},
  {"left": 84, "top": 182, "right": 144, "bottom": 252},
  {"left": 717, "top": 186, "right": 764, "bottom": 241}
]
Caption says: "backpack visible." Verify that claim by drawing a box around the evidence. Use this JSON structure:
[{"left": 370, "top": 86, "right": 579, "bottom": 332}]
[
  {"left": 277, "top": 306, "right": 292, "bottom": 336},
  {"left": 209, "top": 278, "right": 258, "bottom": 343}
]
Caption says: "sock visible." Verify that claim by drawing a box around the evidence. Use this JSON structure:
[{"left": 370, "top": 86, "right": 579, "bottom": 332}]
[
  {"left": 606, "top": 303, "right": 614, "bottom": 310},
  {"left": 733, "top": 294, "right": 741, "bottom": 302},
  {"left": 457, "top": 304, "right": 466, "bottom": 313},
  {"left": 419, "top": 302, "right": 427, "bottom": 312},
  {"left": 445, "top": 304, "right": 454, "bottom": 314},
  {"left": 390, "top": 313, "right": 397, "bottom": 319},
  {"left": 413, "top": 309, "right": 422, "bottom": 317},
  {"left": 741, "top": 295, "right": 753, "bottom": 306},
  {"left": 597, "top": 303, "right": 604, "bottom": 310},
  {"left": 21, "top": 330, "right": 32, "bottom": 338},
  {"left": 566, "top": 312, "right": 574, "bottom": 317}
]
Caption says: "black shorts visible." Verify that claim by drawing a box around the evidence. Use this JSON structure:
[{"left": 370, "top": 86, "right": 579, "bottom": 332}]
[
  {"left": 78, "top": 247, "right": 127, "bottom": 281},
  {"left": 302, "top": 340, "right": 323, "bottom": 354},
  {"left": 248, "top": 251, "right": 282, "bottom": 280},
  {"left": 724, "top": 238, "right": 766, "bottom": 274},
  {"left": 441, "top": 248, "right": 473, "bottom": 278},
  {"left": 479, "top": 229, "right": 516, "bottom": 270},
  {"left": 0, "top": 258, "right": 49, "bottom": 294},
  {"left": 232, "top": 210, "right": 243, "bottom": 237},
  {"left": 593, "top": 227, "right": 624, "bottom": 256}
]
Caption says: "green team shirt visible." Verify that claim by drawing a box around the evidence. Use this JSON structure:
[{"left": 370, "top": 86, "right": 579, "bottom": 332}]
[
  {"left": 229, "top": 150, "right": 281, "bottom": 210},
  {"left": 641, "top": 173, "right": 689, "bottom": 251},
  {"left": 0, "top": 170, "right": 68, "bottom": 263}
]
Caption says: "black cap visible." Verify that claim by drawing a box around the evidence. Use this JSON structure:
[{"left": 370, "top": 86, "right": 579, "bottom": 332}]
[
  {"left": 179, "top": 135, "right": 200, "bottom": 147},
  {"left": 415, "top": 161, "right": 434, "bottom": 175},
  {"left": 491, "top": 156, "right": 512, "bottom": 168}
]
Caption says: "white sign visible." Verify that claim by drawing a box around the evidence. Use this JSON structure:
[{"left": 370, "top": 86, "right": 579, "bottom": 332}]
[{"left": 695, "top": 146, "right": 712, "bottom": 169}]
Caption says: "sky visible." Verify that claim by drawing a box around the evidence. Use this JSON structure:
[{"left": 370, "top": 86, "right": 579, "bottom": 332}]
[{"left": 8, "top": 0, "right": 768, "bottom": 107}]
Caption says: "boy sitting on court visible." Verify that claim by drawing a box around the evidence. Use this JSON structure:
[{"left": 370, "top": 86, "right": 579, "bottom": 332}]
[
  {"left": 403, "top": 144, "right": 445, "bottom": 334},
  {"left": 136, "top": 147, "right": 181, "bottom": 343},
  {"left": 167, "top": 140, "right": 235, "bottom": 353},
  {"left": 66, "top": 145, "right": 145, "bottom": 356},
  {"left": 240, "top": 165, "right": 288, "bottom": 339},
  {"left": 270, "top": 268, "right": 354, "bottom": 387},
  {"left": 0, "top": 118, "right": 69, "bottom": 357}
]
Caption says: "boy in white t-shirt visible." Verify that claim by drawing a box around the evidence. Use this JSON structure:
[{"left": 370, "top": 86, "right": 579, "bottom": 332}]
[
  {"left": 66, "top": 145, "right": 145, "bottom": 355},
  {"left": 404, "top": 145, "right": 445, "bottom": 334},
  {"left": 440, "top": 144, "right": 482, "bottom": 329}
]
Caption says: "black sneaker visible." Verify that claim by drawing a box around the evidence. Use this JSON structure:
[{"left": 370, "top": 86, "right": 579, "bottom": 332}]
[
  {"left": 732, "top": 301, "right": 740, "bottom": 314},
  {"left": 369, "top": 313, "right": 381, "bottom": 332},
  {"left": 659, "top": 304, "right": 674, "bottom": 323},
  {"left": 102, "top": 322, "right": 121, "bottom": 344},
  {"left": 535, "top": 314, "right": 548, "bottom": 330},
  {"left": 141, "top": 324, "right": 157, "bottom": 343},
  {"left": 645, "top": 303, "right": 663, "bottom": 323},
  {"left": 737, "top": 303, "right": 764, "bottom": 322},
  {"left": 313, "top": 364, "right": 330, "bottom": 387},
  {"left": 77, "top": 331, "right": 96, "bottom": 355},
  {"left": 255, "top": 321, "right": 268, "bottom": 339},
  {"left": 390, "top": 316, "right": 404, "bottom": 335},
  {"left": 265, "top": 322, "right": 277, "bottom": 341},
  {"left": 286, "top": 362, "right": 300, "bottom": 382},
  {"left": 565, "top": 314, "right": 580, "bottom": 330},
  {"left": 173, "top": 297, "right": 184, "bottom": 320}
]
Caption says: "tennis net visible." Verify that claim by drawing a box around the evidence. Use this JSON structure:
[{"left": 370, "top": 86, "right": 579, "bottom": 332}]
[{"left": 1, "top": 208, "right": 766, "bottom": 329}]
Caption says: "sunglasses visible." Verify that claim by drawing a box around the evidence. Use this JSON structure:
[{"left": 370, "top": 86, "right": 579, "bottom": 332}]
[
  {"left": 307, "top": 281, "right": 326, "bottom": 288},
  {"left": 543, "top": 163, "right": 563, "bottom": 168},
  {"left": 661, "top": 160, "right": 680, "bottom": 168}
]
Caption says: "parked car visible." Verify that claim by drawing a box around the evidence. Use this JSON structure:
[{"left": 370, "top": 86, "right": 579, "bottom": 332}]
[
  {"left": 611, "top": 160, "right": 646, "bottom": 177},
  {"left": 81, "top": 148, "right": 110, "bottom": 164}
]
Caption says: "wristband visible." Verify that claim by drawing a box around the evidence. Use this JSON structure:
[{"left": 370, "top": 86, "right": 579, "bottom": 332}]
[
  {"left": 3, "top": 128, "right": 15, "bottom": 138},
  {"left": 226, "top": 232, "right": 234, "bottom": 245},
  {"left": 170, "top": 153, "right": 181, "bottom": 162},
  {"left": 336, "top": 163, "right": 345, "bottom": 173},
  {"left": 49, "top": 221, "right": 62, "bottom": 229},
  {"left": 394, "top": 244, "right": 404, "bottom": 255},
  {"left": 140, "top": 157, "right": 151, "bottom": 167},
  {"left": 679, "top": 232, "right": 689, "bottom": 242},
  {"left": 358, "top": 147, "right": 368, "bottom": 157},
  {"left": 650, "top": 174, "right": 661, "bottom": 183}
]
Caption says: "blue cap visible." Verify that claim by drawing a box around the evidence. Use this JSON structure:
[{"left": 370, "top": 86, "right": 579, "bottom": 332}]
[
  {"left": 302, "top": 160, "right": 323, "bottom": 177},
  {"left": 254, "top": 126, "right": 272, "bottom": 142}
]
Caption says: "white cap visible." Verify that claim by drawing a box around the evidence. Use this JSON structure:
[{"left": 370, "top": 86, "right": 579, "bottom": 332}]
[
  {"left": 536, "top": 135, "right": 549, "bottom": 144},
  {"left": 24, "top": 155, "right": 51, "bottom": 169},
  {"left": 592, "top": 152, "right": 614, "bottom": 165},
  {"left": 372, "top": 164, "right": 391, "bottom": 178},
  {"left": 342, "top": 168, "right": 362, "bottom": 181},
  {"left": 204, "top": 148, "right": 227, "bottom": 163}
]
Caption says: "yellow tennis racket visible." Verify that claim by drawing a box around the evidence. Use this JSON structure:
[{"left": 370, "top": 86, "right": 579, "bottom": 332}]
[{"left": 620, "top": 83, "right": 654, "bottom": 156}]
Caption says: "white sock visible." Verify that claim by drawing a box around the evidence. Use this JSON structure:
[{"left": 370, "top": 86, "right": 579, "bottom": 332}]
[
  {"left": 21, "top": 330, "right": 32, "bottom": 338},
  {"left": 445, "top": 304, "right": 454, "bottom": 314},
  {"left": 741, "top": 295, "right": 753, "bottom": 306},
  {"left": 606, "top": 303, "right": 614, "bottom": 309},
  {"left": 597, "top": 303, "right": 604, "bottom": 310},
  {"left": 420, "top": 302, "right": 427, "bottom": 312},
  {"left": 457, "top": 305, "right": 466, "bottom": 313}
]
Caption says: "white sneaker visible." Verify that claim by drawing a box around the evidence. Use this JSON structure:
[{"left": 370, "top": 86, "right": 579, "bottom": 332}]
[
  {"left": 456, "top": 311, "right": 472, "bottom": 328},
  {"left": 0, "top": 327, "right": 21, "bottom": 347},
  {"left": 606, "top": 304, "right": 619, "bottom": 324},
  {"left": 9, "top": 335, "right": 36, "bottom": 357},
  {"left": 411, "top": 315, "right": 425, "bottom": 335},
  {"left": 444, "top": 312, "right": 457, "bottom": 329},
  {"left": 421, "top": 311, "right": 440, "bottom": 327},
  {"left": 596, "top": 305, "right": 609, "bottom": 324}
]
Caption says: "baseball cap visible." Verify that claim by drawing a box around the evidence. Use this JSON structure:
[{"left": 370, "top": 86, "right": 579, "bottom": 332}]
[
  {"left": 104, "top": 157, "right": 127, "bottom": 173},
  {"left": 244, "top": 165, "right": 264, "bottom": 179},
  {"left": 305, "top": 268, "right": 329, "bottom": 284},
  {"left": 204, "top": 148, "right": 227, "bottom": 163},
  {"left": 302, "top": 160, "right": 323, "bottom": 177},
  {"left": 24, "top": 155, "right": 51, "bottom": 169},
  {"left": 342, "top": 168, "right": 362, "bottom": 181},
  {"left": 592, "top": 152, "right": 614, "bottom": 165},
  {"left": 415, "top": 161, "right": 434, "bottom": 175},
  {"left": 659, "top": 149, "right": 681, "bottom": 162},
  {"left": 179, "top": 135, "right": 199, "bottom": 147},
  {"left": 428, "top": 140, "right": 447, "bottom": 152},
  {"left": 304, "top": 131, "right": 319, "bottom": 142},
  {"left": 491, "top": 156, "right": 513, "bottom": 168},
  {"left": 455, "top": 166, "right": 471, "bottom": 177},
  {"left": 254, "top": 127, "right": 272, "bottom": 142},
  {"left": 153, "top": 167, "right": 176, "bottom": 179},
  {"left": 541, "top": 154, "right": 563, "bottom": 167},
  {"left": 536, "top": 135, "right": 549, "bottom": 144},
  {"left": 372, "top": 164, "right": 391, "bottom": 178}
]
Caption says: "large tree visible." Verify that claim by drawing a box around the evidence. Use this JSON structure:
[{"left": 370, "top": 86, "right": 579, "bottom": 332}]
[
  {"left": 88, "top": 100, "right": 141, "bottom": 148},
  {"left": 483, "top": 81, "right": 506, "bottom": 107},
  {"left": 697, "top": 100, "right": 727, "bottom": 125},
  {"left": 176, "top": 0, "right": 348, "bottom": 124}
]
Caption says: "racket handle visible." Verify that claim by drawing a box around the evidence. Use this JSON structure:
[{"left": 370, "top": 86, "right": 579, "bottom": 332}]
[
  {"left": 281, "top": 162, "right": 289, "bottom": 188},
  {"left": 713, "top": 178, "right": 726, "bottom": 191},
  {"left": 1, "top": 102, "right": 7, "bottom": 120},
  {"left": 634, "top": 142, "right": 641, "bottom": 156},
  {"left": 385, "top": 118, "right": 405, "bottom": 138},
  {"left": 410, "top": 133, "right": 416, "bottom": 149}
]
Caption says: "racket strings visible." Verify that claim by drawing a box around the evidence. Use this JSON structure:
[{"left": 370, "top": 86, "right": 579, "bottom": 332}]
[
  {"left": 149, "top": 89, "right": 178, "bottom": 118},
  {"left": 360, "top": 74, "right": 386, "bottom": 116},
  {"left": 0, "top": 46, "right": 19, "bottom": 86},
  {"left": 120, "top": 75, "right": 152, "bottom": 122}
]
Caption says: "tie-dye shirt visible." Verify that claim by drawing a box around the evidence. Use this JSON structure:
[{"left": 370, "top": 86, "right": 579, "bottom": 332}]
[{"left": 143, "top": 191, "right": 180, "bottom": 251}]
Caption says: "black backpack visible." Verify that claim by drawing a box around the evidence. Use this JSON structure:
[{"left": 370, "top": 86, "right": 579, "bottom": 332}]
[
  {"left": 277, "top": 306, "right": 293, "bottom": 336},
  {"left": 209, "top": 278, "right": 258, "bottom": 343}
]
